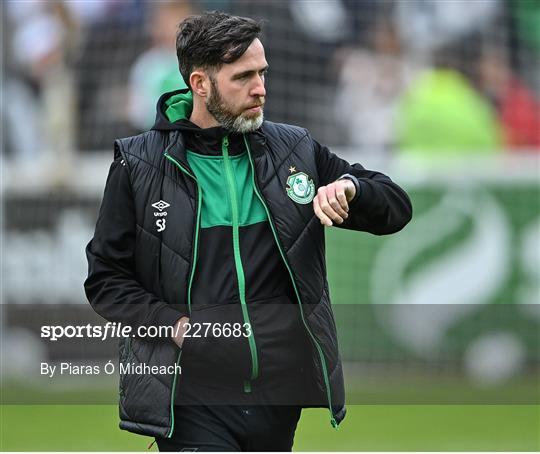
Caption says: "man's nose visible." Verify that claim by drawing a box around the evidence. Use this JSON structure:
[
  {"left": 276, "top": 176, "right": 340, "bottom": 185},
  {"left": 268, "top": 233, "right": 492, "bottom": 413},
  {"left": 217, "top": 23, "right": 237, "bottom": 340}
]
[{"left": 251, "top": 75, "right": 266, "bottom": 98}]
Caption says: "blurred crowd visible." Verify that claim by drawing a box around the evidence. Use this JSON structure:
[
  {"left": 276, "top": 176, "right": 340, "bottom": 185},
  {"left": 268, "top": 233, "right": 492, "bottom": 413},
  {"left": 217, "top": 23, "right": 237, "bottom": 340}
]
[{"left": 2, "top": 0, "right": 539, "bottom": 165}]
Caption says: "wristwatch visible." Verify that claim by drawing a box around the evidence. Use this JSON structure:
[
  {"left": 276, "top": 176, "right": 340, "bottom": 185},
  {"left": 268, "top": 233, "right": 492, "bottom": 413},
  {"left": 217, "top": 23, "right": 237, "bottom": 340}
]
[{"left": 338, "top": 173, "right": 361, "bottom": 202}]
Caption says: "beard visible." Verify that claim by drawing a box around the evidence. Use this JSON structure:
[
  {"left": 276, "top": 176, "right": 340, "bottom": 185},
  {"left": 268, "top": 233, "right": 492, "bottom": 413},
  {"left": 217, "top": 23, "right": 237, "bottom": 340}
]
[{"left": 206, "top": 78, "right": 264, "bottom": 133}]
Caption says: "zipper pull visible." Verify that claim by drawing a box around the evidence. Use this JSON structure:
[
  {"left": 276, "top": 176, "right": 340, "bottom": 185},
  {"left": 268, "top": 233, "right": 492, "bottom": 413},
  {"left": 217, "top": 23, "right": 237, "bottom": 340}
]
[
  {"left": 331, "top": 417, "right": 339, "bottom": 430},
  {"left": 222, "top": 135, "right": 229, "bottom": 154},
  {"left": 243, "top": 380, "right": 252, "bottom": 393}
]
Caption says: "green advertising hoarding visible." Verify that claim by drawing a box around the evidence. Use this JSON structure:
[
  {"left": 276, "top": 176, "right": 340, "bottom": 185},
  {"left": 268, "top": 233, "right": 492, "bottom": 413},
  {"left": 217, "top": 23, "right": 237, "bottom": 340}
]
[{"left": 326, "top": 178, "right": 539, "bottom": 364}]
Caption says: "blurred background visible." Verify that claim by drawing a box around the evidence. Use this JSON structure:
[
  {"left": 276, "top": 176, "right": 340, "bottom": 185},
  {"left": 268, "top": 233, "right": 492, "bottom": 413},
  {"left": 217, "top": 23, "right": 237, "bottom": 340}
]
[{"left": 1, "top": 0, "right": 539, "bottom": 451}]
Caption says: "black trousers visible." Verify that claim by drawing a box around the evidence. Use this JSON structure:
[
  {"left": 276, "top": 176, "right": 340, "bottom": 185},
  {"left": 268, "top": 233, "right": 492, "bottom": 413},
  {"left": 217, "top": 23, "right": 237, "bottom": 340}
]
[{"left": 156, "top": 404, "right": 302, "bottom": 452}]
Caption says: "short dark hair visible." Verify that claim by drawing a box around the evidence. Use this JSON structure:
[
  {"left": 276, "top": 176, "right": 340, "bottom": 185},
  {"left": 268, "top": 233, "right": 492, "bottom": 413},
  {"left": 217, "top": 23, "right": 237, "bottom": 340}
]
[{"left": 176, "top": 11, "right": 263, "bottom": 86}]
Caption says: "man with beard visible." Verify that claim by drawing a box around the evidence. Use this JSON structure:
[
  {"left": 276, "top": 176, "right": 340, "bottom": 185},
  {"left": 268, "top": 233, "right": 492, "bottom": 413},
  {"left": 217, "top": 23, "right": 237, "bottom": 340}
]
[{"left": 85, "top": 11, "right": 412, "bottom": 452}]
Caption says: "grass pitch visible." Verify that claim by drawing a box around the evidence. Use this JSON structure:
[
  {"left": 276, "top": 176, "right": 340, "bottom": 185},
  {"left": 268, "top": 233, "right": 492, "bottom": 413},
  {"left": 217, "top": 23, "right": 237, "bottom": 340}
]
[{"left": 1, "top": 404, "right": 538, "bottom": 451}]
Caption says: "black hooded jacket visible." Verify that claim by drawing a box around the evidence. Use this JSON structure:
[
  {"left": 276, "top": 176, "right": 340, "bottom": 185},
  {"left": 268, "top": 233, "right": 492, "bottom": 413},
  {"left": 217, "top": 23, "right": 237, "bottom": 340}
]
[{"left": 84, "top": 89, "right": 412, "bottom": 438}]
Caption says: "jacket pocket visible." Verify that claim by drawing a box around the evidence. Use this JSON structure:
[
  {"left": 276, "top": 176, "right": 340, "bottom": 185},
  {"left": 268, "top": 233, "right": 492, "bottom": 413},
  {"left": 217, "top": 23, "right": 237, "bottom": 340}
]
[
  {"left": 180, "top": 303, "right": 252, "bottom": 383},
  {"left": 118, "top": 336, "right": 178, "bottom": 431}
]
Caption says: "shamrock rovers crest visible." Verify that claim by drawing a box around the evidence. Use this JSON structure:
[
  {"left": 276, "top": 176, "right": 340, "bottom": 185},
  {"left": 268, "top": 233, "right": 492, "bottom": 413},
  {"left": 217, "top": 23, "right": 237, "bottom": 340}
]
[{"left": 286, "top": 172, "right": 315, "bottom": 204}]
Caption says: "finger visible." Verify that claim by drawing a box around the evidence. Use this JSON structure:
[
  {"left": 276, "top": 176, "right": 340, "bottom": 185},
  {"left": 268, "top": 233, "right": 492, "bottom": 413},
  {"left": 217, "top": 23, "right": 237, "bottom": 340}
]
[
  {"left": 335, "top": 182, "right": 349, "bottom": 213},
  {"left": 313, "top": 194, "right": 333, "bottom": 226},
  {"left": 317, "top": 187, "right": 344, "bottom": 224},
  {"left": 327, "top": 183, "right": 349, "bottom": 218}
]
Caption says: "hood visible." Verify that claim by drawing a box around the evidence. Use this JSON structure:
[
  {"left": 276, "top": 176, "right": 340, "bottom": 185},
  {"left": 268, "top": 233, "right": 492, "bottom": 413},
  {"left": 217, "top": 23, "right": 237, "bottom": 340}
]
[
  {"left": 152, "top": 88, "right": 195, "bottom": 131},
  {"left": 152, "top": 88, "right": 231, "bottom": 141}
]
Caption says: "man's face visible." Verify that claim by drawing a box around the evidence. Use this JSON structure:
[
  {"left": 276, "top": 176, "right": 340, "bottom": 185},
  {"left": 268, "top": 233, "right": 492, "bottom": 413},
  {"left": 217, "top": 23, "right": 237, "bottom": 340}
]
[{"left": 205, "top": 38, "right": 268, "bottom": 133}]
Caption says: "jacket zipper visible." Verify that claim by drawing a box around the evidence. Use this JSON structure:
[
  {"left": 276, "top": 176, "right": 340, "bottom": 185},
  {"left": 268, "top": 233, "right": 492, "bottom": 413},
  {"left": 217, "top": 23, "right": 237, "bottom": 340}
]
[
  {"left": 243, "top": 134, "right": 338, "bottom": 428},
  {"left": 164, "top": 152, "right": 202, "bottom": 437},
  {"left": 221, "top": 136, "right": 259, "bottom": 392}
]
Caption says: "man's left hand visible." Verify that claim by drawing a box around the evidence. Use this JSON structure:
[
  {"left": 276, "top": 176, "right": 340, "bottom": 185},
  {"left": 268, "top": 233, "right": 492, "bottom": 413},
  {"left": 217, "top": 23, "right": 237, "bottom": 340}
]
[{"left": 313, "top": 179, "right": 356, "bottom": 226}]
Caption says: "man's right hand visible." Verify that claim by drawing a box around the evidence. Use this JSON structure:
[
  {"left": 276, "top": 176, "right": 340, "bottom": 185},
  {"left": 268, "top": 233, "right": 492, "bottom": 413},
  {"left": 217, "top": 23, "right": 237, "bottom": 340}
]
[
  {"left": 172, "top": 316, "right": 190, "bottom": 348},
  {"left": 313, "top": 179, "right": 356, "bottom": 226}
]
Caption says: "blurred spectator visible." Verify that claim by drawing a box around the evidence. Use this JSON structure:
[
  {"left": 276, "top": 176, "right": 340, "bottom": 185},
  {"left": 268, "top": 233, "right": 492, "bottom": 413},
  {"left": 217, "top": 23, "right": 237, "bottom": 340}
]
[
  {"left": 1, "top": 1, "right": 39, "bottom": 161},
  {"left": 289, "top": 0, "right": 351, "bottom": 44},
  {"left": 230, "top": 0, "right": 348, "bottom": 144},
  {"left": 333, "top": 17, "right": 418, "bottom": 153},
  {"left": 393, "top": 32, "right": 505, "bottom": 156},
  {"left": 5, "top": 1, "right": 78, "bottom": 180},
  {"left": 75, "top": 0, "right": 146, "bottom": 151},
  {"left": 396, "top": 67, "right": 502, "bottom": 155},
  {"left": 127, "top": 1, "right": 193, "bottom": 131},
  {"left": 478, "top": 50, "right": 540, "bottom": 149},
  {"left": 394, "top": 0, "right": 501, "bottom": 56},
  {"left": 64, "top": 0, "right": 118, "bottom": 27}
]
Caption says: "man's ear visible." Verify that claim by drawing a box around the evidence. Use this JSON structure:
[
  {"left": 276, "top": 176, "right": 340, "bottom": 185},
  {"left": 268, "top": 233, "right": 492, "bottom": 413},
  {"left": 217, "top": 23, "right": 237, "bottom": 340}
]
[{"left": 190, "top": 70, "right": 209, "bottom": 98}]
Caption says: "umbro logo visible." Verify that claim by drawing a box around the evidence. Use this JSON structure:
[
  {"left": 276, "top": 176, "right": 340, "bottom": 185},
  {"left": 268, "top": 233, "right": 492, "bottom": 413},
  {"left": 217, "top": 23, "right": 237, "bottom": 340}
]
[
  {"left": 152, "top": 200, "right": 170, "bottom": 232},
  {"left": 152, "top": 200, "right": 170, "bottom": 211}
]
